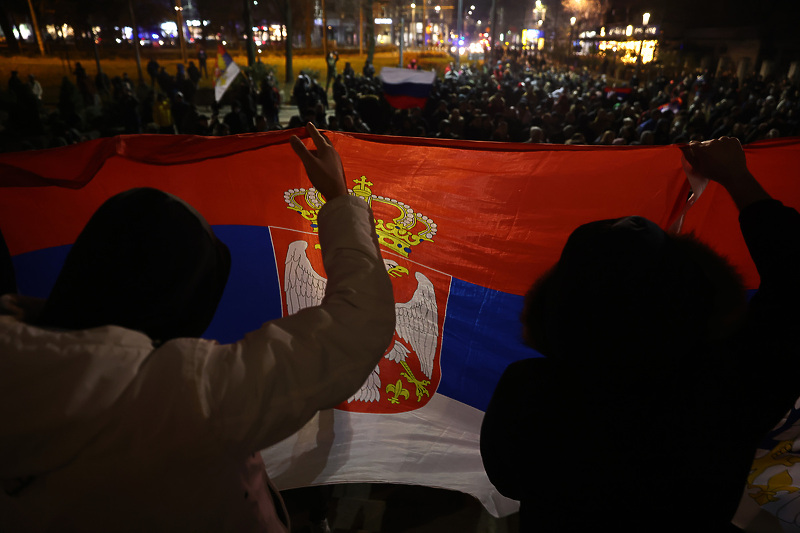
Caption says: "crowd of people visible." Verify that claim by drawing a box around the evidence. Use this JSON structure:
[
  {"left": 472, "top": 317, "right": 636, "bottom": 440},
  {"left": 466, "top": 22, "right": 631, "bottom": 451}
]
[
  {"left": 1, "top": 49, "right": 798, "bottom": 153},
  {"left": 318, "top": 52, "right": 798, "bottom": 146}
]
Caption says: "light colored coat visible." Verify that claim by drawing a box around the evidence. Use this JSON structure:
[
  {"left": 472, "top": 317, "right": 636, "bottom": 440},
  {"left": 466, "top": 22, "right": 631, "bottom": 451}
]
[{"left": 0, "top": 195, "right": 395, "bottom": 531}]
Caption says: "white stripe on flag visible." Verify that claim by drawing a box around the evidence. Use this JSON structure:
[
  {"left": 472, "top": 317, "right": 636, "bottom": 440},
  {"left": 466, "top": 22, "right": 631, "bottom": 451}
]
[
  {"left": 262, "top": 394, "right": 519, "bottom": 518},
  {"left": 379, "top": 66, "right": 437, "bottom": 86}
]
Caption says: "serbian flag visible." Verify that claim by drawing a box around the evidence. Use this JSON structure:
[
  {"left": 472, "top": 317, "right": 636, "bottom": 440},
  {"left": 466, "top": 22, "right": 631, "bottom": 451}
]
[
  {"left": 214, "top": 43, "right": 241, "bottom": 102},
  {"left": 380, "top": 67, "right": 436, "bottom": 109},
  {"left": 2, "top": 134, "right": 800, "bottom": 523}
]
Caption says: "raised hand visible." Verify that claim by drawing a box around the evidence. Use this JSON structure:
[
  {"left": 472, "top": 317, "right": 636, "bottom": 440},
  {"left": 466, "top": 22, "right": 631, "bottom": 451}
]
[
  {"left": 680, "top": 137, "right": 770, "bottom": 211},
  {"left": 289, "top": 123, "right": 348, "bottom": 201}
]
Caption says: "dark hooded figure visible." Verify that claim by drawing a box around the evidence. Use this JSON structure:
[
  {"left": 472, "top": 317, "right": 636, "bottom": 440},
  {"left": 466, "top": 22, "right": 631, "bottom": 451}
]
[
  {"left": 37, "top": 188, "right": 230, "bottom": 342},
  {"left": 481, "top": 137, "right": 800, "bottom": 532},
  {"left": 0, "top": 124, "right": 396, "bottom": 531}
]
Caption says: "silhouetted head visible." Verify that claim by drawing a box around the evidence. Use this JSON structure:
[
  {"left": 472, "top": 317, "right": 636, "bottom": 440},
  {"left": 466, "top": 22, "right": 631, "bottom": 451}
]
[
  {"left": 38, "top": 188, "right": 230, "bottom": 342},
  {"left": 522, "top": 216, "right": 745, "bottom": 365}
]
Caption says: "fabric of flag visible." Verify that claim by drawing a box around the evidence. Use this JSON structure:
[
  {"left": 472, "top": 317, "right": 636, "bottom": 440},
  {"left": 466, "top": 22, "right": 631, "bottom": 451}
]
[
  {"left": 214, "top": 43, "right": 241, "bottom": 102},
  {"left": 380, "top": 67, "right": 436, "bottom": 109},
  {"left": 2, "top": 133, "right": 800, "bottom": 523}
]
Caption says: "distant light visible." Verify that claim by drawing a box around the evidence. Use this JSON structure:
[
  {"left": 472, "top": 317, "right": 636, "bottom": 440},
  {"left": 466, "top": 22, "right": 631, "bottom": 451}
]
[
  {"left": 626, "top": 25, "right": 633, "bottom": 36},
  {"left": 411, "top": 3, "right": 416, "bottom": 8},
  {"left": 570, "top": 16, "right": 576, "bottom": 25},
  {"left": 116, "top": 38, "right": 122, "bottom": 43},
  {"left": 222, "top": 40, "right": 227, "bottom": 45},
  {"left": 643, "top": 12, "right": 651, "bottom": 25},
  {"left": 375, "top": 18, "right": 392, "bottom": 24}
]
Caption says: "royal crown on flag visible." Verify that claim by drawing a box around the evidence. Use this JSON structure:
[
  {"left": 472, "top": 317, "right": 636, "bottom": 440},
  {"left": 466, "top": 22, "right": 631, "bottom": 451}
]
[{"left": 284, "top": 176, "right": 436, "bottom": 257}]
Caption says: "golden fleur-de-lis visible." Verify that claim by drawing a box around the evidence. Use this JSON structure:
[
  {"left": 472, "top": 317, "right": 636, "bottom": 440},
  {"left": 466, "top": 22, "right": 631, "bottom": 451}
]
[
  {"left": 750, "top": 470, "right": 800, "bottom": 505},
  {"left": 386, "top": 380, "right": 410, "bottom": 404}
]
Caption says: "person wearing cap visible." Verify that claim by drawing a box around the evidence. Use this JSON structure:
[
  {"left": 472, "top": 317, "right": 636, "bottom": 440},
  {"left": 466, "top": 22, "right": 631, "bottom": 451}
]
[
  {"left": 0, "top": 123, "right": 395, "bottom": 531},
  {"left": 481, "top": 137, "right": 800, "bottom": 531}
]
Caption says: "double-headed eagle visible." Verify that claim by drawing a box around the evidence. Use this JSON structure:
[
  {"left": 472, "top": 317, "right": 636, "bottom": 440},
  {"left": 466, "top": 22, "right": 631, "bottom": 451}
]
[{"left": 284, "top": 240, "right": 439, "bottom": 404}]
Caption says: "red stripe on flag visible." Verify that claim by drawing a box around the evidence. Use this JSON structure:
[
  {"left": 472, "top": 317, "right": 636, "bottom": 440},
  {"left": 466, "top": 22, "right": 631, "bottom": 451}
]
[{"left": 384, "top": 94, "right": 429, "bottom": 109}]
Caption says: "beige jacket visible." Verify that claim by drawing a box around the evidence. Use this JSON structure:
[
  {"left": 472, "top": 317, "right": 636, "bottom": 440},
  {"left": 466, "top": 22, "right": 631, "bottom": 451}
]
[{"left": 0, "top": 195, "right": 395, "bottom": 531}]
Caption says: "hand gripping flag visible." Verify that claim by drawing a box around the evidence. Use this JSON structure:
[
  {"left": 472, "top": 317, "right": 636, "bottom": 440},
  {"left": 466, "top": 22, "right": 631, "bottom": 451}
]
[
  {"left": 380, "top": 67, "right": 436, "bottom": 109},
  {"left": 2, "top": 134, "right": 800, "bottom": 523},
  {"left": 214, "top": 43, "right": 241, "bottom": 102}
]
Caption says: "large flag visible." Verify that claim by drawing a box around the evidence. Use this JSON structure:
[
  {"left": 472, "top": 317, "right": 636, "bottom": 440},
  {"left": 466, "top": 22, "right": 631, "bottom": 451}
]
[
  {"left": 380, "top": 67, "right": 436, "bottom": 109},
  {"left": 2, "top": 134, "right": 800, "bottom": 524},
  {"left": 214, "top": 43, "right": 241, "bottom": 102}
]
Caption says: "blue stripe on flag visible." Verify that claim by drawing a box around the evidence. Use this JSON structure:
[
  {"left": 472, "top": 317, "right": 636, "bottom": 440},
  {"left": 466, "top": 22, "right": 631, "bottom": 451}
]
[
  {"left": 10, "top": 226, "right": 282, "bottom": 345},
  {"left": 440, "top": 278, "right": 538, "bottom": 412},
  {"left": 203, "top": 226, "right": 282, "bottom": 344},
  {"left": 12, "top": 245, "right": 70, "bottom": 299}
]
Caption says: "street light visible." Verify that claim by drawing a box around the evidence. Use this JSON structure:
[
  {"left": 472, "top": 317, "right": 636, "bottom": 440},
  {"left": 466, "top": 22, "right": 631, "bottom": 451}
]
[
  {"left": 643, "top": 12, "right": 650, "bottom": 25},
  {"left": 569, "top": 16, "right": 576, "bottom": 57},
  {"left": 174, "top": 0, "right": 187, "bottom": 64},
  {"left": 411, "top": 3, "right": 416, "bottom": 48}
]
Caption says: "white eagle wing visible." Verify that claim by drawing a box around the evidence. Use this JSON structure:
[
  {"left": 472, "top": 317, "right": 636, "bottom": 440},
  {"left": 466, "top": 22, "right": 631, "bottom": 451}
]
[
  {"left": 284, "top": 240, "right": 326, "bottom": 315},
  {"left": 347, "top": 366, "right": 381, "bottom": 403},
  {"left": 393, "top": 272, "right": 438, "bottom": 378}
]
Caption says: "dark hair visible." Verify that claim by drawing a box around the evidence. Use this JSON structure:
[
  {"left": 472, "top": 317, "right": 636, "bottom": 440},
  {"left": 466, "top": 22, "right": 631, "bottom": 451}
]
[
  {"left": 38, "top": 188, "right": 230, "bottom": 342},
  {"left": 522, "top": 218, "right": 745, "bottom": 364}
]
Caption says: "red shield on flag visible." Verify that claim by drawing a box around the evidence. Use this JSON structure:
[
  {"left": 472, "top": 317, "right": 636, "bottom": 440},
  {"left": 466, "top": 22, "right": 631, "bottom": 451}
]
[{"left": 277, "top": 176, "right": 448, "bottom": 414}]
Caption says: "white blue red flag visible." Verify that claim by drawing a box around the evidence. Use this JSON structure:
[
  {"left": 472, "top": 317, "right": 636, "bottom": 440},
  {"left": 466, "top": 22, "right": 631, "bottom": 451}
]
[
  {"left": 214, "top": 43, "right": 241, "bottom": 102},
  {"left": 2, "top": 134, "right": 800, "bottom": 524},
  {"left": 380, "top": 67, "right": 436, "bottom": 109}
]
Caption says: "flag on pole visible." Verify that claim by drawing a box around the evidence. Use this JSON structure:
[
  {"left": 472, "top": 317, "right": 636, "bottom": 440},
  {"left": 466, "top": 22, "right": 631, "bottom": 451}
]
[
  {"left": 2, "top": 134, "right": 800, "bottom": 523},
  {"left": 380, "top": 67, "right": 436, "bottom": 109},
  {"left": 214, "top": 43, "right": 241, "bottom": 102}
]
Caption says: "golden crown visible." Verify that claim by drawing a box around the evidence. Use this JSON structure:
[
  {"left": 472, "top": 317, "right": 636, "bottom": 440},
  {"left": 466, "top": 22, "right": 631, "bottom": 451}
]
[{"left": 284, "top": 176, "right": 436, "bottom": 257}]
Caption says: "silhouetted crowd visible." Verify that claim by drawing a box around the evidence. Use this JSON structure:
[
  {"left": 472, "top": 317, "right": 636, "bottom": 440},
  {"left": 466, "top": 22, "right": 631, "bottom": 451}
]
[
  {"left": 1, "top": 51, "right": 798, "bottom": 153},
  {"left": 319, "top": 54, "right": 798, "bottom": 146}
]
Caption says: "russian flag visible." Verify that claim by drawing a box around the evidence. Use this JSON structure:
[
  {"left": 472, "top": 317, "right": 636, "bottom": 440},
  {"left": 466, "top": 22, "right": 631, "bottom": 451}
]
[
  {"left": 380, "top": 67, "right": 436, "bottom": 109},
  {"left": 2, "top": 133, "right": 800, "bottom": 522},
  {"left": 214, "top": 43, "right": 241, "bottom": 102}
]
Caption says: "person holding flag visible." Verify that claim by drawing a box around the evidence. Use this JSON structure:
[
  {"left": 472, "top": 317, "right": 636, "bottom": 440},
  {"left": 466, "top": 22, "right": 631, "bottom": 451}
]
[
  {"left": 0, "top": 124, "right": 395, "bottom": 531},
  {"left": 482, "top": 137, "right": 800, "bottom": 531}
]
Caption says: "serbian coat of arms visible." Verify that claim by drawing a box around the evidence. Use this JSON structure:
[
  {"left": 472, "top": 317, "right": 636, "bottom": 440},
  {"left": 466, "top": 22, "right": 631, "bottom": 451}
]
[{"left": 273, "top": 176, "right": 447, "bottom": 414}]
